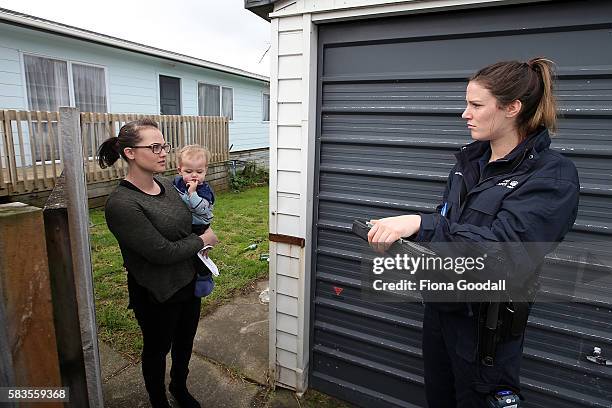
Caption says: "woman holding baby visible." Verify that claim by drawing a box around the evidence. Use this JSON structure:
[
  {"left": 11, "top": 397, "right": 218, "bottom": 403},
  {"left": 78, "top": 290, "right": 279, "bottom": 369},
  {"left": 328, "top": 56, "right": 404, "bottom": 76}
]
[{"left": 98, "top": 119, "right": 216, "bottom": 408}]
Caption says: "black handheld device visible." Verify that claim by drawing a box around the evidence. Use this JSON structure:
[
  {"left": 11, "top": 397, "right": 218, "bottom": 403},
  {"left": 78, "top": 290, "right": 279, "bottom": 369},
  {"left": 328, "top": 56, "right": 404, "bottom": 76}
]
[
  {"left": 351, "top": 219, "right": 435, "bottom": 257},
  {"left": 351, "top": 219, "right": 372, "bottom": 241}
]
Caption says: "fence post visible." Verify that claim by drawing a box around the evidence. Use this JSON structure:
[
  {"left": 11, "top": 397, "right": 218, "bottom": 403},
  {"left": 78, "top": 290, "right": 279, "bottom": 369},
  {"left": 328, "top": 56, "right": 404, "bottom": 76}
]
[
  {"left": 0, "top": 111, "right": 6, "bottom": 192},
  {"left": 2, "top": 110, "right": 18, "bottom": 190},
  {"left": 0, "top": 283, "right": 14, "bottom": 387},
  {"left": 58, "top": 107, "right": 104, "bottom": 407},
  {"left": 0, "top": 230, "right": 16, "bottom": 407},
  {"left": 44, "top": 173, "right": 90, "bottom": 408},
  {"left": 0, "top": 202, "right": 63, "bottom": 408}
]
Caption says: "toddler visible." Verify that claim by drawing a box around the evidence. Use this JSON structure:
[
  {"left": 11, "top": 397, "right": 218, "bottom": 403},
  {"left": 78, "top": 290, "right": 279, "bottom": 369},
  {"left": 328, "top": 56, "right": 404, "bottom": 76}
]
[{"left": 173, "top": 145, "right": 217, "bottom": 297}]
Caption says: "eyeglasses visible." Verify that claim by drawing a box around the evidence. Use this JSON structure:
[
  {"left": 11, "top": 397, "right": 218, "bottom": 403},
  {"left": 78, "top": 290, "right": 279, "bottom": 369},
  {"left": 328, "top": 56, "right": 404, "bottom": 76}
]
[{"left": 130, "top": 143, "right": 171, "bottom": 154}]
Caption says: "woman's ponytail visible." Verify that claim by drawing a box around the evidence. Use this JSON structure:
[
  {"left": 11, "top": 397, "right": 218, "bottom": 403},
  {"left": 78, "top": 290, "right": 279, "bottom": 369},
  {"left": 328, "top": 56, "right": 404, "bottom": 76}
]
[
  {"left": 97, "top": 136, "right": 121, "bottom": 168},
  {"left": 526, "top": 57, "right": 557, "bottom": 135}
]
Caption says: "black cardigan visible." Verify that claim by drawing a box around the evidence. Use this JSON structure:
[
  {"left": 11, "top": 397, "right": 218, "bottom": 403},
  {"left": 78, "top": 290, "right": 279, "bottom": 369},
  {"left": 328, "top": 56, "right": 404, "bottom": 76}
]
[{"left": 105, "top": 177, "right": 204, "bottom": 303}]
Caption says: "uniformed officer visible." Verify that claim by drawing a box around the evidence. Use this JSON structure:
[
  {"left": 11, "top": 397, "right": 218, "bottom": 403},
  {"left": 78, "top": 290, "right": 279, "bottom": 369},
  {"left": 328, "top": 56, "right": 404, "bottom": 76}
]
[{"left": 367, "top": 58, "right": 580, "bottom": 407}]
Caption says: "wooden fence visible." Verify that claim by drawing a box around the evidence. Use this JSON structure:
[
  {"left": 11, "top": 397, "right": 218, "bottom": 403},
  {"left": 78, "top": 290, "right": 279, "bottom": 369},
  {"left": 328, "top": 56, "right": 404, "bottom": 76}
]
[{"left": 0, "top": 110, "right": 229, "bottom": 196}]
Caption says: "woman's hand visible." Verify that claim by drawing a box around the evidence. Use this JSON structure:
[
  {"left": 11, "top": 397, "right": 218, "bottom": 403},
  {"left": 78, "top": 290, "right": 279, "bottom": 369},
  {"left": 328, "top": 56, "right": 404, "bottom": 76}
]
[
  {"left": 199, "top": 228, "right": 219, "bottom": 248},
  {"left": 367, "top": 215, "right": 421, "bottom": 252}
]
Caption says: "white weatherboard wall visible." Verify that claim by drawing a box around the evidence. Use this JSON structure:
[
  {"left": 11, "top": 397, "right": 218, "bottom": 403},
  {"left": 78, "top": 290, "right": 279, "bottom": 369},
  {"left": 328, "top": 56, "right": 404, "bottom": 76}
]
[
  {"left": 0, "top": 22, "right": 269, "bottom": 153},
  {"left": 266, "top": 0, "right": 540, "bottom": 394},
  {"left": 268, "top": 3, "right": 318, "bottom": 392}
]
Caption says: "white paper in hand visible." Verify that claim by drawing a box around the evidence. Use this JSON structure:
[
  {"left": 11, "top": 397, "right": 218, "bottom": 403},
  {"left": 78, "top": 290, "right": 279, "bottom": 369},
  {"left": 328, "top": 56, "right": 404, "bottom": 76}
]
[{"left": 198, "top": 250, "right": 219, "bottom": 277}]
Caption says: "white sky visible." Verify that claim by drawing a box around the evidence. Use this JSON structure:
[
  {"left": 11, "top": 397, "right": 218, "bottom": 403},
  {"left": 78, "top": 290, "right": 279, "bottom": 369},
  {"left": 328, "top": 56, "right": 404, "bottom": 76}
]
[{"left": 0, "top": 0, "right": 271, "bottom": 77}]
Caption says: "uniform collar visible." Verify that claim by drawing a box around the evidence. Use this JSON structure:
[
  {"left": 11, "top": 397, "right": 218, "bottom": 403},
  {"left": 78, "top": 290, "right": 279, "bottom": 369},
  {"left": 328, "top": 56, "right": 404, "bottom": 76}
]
[{"left": 456, "top": 127, "right": 550, "bottom": 167}]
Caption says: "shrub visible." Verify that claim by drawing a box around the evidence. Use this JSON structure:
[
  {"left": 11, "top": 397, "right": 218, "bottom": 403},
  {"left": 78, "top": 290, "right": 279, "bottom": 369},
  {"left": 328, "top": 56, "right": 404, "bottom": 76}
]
[{"left": 230, "top": 161, "right": 269, "bottom": 191}]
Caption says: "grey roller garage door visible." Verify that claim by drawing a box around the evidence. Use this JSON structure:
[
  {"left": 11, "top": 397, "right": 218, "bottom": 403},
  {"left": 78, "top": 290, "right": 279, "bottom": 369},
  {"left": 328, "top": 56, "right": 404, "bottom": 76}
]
[{"left": 309, "top": 1, "right": 612, "bottom": 407}]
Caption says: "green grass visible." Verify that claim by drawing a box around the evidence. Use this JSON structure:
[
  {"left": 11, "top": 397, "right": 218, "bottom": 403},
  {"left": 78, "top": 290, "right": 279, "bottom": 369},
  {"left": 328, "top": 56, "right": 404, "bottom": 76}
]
[{"left": 90, "top": 186, "right": 269, "bottom": 359}]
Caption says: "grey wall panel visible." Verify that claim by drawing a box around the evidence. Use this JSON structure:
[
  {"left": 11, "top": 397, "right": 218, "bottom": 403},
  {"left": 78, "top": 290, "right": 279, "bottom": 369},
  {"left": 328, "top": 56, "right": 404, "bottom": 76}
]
[
  {"left": 310, "top": 1, "right": 612, "bottom": 407},
  {"left": 322, "top": 30, "right": 612, "bottom": 81},
  {"left": 316, "top": 1, "right": 612, "bottom": 48}
]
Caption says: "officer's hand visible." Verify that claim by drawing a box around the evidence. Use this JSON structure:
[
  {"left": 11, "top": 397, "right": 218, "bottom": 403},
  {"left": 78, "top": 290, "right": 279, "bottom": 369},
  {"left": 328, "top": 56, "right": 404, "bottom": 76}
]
[{"left": 367, "top": 215, "right": 421, "bottom": 253}]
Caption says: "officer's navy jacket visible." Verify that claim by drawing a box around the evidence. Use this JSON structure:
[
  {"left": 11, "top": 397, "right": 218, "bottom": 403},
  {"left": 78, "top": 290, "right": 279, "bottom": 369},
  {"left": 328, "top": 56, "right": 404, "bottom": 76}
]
[{"left": 415, "top": 127, "right": 580, "bottom": 284}]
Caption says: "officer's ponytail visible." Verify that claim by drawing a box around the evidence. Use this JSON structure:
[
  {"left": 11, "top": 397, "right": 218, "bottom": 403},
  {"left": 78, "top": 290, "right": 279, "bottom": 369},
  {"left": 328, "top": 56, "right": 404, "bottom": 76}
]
[
  {"left": 526, "top": 58, "right": 557, "bottom": 135},
  {"left": 470, "top": 57, "right": 557, "bottom": 139}
]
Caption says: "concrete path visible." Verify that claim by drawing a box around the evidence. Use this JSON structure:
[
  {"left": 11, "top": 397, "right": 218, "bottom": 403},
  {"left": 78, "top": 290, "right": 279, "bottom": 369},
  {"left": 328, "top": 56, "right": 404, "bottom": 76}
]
[
  {"left": 100, "top": 280, "right": 302, "bottom": 408},
  {"left": 192, "top": 280, "right": 270, "bottom": 385}
]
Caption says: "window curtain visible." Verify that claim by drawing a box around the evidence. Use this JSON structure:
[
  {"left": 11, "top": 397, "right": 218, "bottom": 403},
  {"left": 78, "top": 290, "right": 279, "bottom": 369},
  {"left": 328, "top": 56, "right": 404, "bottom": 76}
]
[
  {"left": 222, "top": 87, "right": 233, "bottom": 120},
  {"left": 198, "top": 83, "right": 220, "bottom": 116},
  {"left": 24, "top": 55, "right": 68, "bottom": 162},
  {"left": 72, "top": 63, "right": 107, "bottom": 113},
  {"left": 24, "top": 55, "right": 69, "bottom": 111},
  {"left": 263, "top": 93, "right": 270, "bottom": 121}
]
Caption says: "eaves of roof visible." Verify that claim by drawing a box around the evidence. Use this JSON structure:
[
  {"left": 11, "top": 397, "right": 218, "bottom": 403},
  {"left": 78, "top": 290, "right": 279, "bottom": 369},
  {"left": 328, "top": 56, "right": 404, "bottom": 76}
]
[{"left": 244, "top": 0, "right": 277, "bottom": 21}]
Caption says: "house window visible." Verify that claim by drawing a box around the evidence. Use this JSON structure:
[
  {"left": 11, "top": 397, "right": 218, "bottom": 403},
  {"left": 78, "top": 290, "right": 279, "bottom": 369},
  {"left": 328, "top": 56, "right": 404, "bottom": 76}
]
[
  {"left": 23, "top": 54, "right": 108, "bottom": 113},
  {"left": 198, "top": 83, "right": 220, "bottom": 116},
  {"left": 198, "top": 83, "right": 233, "bottom": 120},
  {"left": 72, "top": 63, "right": 108, "bottom": 113},
  {"left": 222, "top": 87, "right": 233, "bottom": 120},
  {"left": 23, "top": 55, "right": 70, "bottom": 111},
  {"left": 23, "top": 54, "right": 108, "bottom": 162},
  {"left": 262, "top": 93, "right": 270, "bottom": 122}
]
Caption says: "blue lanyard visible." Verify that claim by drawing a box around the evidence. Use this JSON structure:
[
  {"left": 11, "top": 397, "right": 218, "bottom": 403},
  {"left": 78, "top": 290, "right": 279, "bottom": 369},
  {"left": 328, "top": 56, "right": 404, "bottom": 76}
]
[{"left": 440, "top": 202, "right": 448, "bottom": 217}]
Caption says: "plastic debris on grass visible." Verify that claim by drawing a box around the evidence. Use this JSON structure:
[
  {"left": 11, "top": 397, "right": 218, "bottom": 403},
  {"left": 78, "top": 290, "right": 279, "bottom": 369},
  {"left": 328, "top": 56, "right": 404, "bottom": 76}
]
[{"left": 259, "top": 287, "right": 270, "bottom": 304}]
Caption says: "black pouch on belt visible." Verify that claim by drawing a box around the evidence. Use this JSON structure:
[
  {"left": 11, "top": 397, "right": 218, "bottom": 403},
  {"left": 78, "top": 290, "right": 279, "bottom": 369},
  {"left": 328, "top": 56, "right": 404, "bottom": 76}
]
[
  {"left": 499, "top": 304, "right": 515, "bottom": 340},
  {"left": 510, "top": 302, "right": 530, "bottom": 336}
]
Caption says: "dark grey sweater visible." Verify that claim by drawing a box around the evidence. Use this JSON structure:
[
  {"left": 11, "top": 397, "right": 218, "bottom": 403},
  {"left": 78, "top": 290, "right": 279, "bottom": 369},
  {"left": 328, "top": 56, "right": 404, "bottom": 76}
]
[{"left": 105, "top": 177, "right": 204, "bottom": 303}]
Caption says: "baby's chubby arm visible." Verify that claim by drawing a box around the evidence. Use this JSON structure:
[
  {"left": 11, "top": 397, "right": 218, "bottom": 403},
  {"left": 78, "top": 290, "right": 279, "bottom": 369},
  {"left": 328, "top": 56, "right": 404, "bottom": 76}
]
[{"left": 183, "top": 181, "right": 213, "bottom": 217}]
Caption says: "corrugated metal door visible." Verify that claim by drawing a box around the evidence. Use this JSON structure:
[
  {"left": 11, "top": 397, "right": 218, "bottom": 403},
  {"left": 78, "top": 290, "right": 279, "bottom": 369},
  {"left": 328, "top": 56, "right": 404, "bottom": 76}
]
[{"left": 309, "top": 1, "right": 612, "bottom": 407}]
